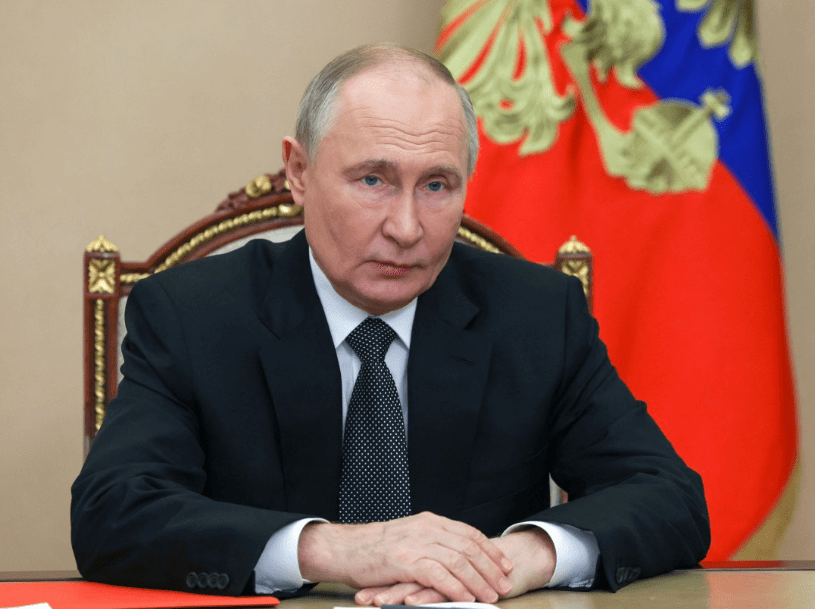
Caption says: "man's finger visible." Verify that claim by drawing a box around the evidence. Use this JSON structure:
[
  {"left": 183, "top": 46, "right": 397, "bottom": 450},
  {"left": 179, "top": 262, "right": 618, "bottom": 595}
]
[
  {"left": 435, "top": 515, "right": 513, "bottom": 574},
  {"left": 425, "top": 518, "right": 512, "bottom": 597},
  {"left": 403, "top": 587, "right": 447, "bottom": 606},
  {"left": 476, "top": 535, "right": 514, "bottom": 574},
  {"left": 355, "top": 582, "right": 425, "bottom": 606},
  {"left": 450, "top": 537, "right": 513, "bottom": 597},
  {"left": 410, "top": 556, "right": 477, "bottom": 603},
  {"left": 354, "top": 585, "right": 392, "bottom": 606},
  {"left": 428, "top": 548, "right": 509, "bottom": 603}
]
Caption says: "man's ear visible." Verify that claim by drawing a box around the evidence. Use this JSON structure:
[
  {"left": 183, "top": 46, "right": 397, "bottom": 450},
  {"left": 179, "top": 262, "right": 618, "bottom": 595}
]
[{"left": 282, "top": 136, "right": 308, "bottom": 205}]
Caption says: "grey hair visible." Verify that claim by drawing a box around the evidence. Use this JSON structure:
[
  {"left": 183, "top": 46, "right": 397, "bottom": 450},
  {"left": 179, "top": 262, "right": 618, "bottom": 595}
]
[{"left": 295, "top": 44, "right": 479, "bottom": 177}]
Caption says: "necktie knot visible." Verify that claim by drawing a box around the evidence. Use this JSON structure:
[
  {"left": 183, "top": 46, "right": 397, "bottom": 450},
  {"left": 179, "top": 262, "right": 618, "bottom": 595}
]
[{"left": 346, "top": 317, "right": 396, "bottom": 364}]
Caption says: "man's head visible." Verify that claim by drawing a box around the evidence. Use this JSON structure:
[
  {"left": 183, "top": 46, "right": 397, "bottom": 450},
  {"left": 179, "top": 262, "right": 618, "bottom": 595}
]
[{"left": 283, "top": 45, "right": 476, "bottom": 316}]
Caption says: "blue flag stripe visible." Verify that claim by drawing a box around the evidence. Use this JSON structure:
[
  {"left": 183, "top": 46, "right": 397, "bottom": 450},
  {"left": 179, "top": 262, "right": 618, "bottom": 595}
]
[{"left": 574, "top": 0, "right": 777, "bottom": 238}]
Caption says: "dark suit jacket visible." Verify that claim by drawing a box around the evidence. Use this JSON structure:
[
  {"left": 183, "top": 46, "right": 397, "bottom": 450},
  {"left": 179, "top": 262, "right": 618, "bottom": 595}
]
[{"left": 71, "top": 230, "right": 709, "bottom": 596}]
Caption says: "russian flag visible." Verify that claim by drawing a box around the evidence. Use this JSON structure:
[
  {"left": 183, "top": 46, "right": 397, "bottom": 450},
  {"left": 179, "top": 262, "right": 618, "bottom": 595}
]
[{"left": 438, "top": 0, "right": 797, "bottom": 560}]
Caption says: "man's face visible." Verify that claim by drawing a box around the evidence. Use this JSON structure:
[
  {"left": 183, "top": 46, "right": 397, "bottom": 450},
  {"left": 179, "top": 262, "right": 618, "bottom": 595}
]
[{"left": 285, "top": 66, "right": 469, "bottom": 315}]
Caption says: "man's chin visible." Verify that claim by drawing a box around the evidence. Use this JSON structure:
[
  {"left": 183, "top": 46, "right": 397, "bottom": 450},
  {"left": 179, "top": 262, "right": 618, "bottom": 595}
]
[{"left": 354, "top": 280, "right": 427, "bottom": 316}]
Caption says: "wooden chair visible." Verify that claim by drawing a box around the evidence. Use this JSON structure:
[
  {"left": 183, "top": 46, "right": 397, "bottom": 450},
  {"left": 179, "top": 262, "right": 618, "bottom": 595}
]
[{"left": 83, "top": 169, "right": 593, "bottom": 486}]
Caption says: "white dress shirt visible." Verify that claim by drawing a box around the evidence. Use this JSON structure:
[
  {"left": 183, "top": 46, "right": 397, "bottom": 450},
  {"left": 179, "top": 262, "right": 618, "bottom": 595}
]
[{"left": 254, "top": 250, "right": 599, "bottom": 594}]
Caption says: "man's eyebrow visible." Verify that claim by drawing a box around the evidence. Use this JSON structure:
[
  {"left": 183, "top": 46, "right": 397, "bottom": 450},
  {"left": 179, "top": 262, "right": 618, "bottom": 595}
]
[
  {"left": 343, "top": 160, "right": 464, "bottom": 186},
  {"left": 422, "top": 165, "right": 463, "bottom": 180},
  {"left": 420, "top": 165, "right": 464, "bottom": 187},
  {"left": 344, "top": 159, "right": 397, "bottom": 175}
]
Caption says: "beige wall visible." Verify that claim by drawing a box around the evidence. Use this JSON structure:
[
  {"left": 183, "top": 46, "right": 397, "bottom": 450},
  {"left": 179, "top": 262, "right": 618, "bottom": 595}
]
[
  {"left": 0, "top": 0, "right": 811, "bottom": 571},
  {"left": 759, "top": 1, "right": 815, "bottom": 558},
  {"left": 0, "top": 0, "right": 441, "bottom": 571}
]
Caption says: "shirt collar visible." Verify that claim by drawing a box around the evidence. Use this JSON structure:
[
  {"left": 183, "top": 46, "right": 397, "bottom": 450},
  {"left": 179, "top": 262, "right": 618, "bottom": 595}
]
[{"left": 309, "top": 248, "right": 416, "bottom": 348}]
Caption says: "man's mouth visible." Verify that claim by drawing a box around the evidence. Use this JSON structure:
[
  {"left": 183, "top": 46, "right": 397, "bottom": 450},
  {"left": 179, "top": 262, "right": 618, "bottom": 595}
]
[{"left": 376, "top": 261, "right": 414, "bottom": 277}]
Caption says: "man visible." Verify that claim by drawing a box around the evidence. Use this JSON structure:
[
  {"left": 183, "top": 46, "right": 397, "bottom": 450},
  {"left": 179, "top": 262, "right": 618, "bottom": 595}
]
[{"left": 71, "top": 45, "right": 709, "bottom": 605}]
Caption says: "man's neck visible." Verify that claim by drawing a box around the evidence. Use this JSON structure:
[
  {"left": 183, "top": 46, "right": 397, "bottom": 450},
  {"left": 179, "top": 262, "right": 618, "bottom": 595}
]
[{"left": 308, "top": 247, "right": 416, "bottom": 349}]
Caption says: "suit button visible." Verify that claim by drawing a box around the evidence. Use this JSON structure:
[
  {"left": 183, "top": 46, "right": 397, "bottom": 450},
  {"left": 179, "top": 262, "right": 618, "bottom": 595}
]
[
  {"left": 196, "top": 572, "right": 209, "bottom": 588},
  {"left": 185, "top": 572, "right": 198, "bottom": 589},
  {"left": 615, "top": 566, "right": 641, "bottom": 583},
  {"left": 207, "top": 573, "right": 219, "bottom": 588},
  {"left": 216, "top": 573, "right": 229, "bottom": 590}
]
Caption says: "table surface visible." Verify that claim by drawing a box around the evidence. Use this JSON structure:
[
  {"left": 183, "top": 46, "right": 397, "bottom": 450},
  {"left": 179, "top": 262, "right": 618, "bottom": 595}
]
[
  {"left": 280, "top": 569, "right": 815, "bottom": 609},
  {"left": 3, "top": 563, "right": 815, "bottom": 609}
]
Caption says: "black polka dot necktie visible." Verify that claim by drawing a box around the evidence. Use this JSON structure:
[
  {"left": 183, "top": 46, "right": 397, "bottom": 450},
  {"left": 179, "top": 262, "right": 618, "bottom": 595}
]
[{"left": 339, "top": 316, "right": 411, "bottom": 523}]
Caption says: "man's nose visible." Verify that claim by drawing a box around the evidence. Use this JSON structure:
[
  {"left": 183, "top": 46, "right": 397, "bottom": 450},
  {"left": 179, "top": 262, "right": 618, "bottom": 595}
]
[{"left": 382, "top": 191, "right": 423, "bottom": 247}]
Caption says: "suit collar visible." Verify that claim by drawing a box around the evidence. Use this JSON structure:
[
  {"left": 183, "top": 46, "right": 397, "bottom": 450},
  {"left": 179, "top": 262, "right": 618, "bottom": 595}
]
[
  {"left": 416, "top": 246, "right": 481, "bottom": 329},
  {"left": 257, "top": 230, "right": 315, "bottom": 339}
]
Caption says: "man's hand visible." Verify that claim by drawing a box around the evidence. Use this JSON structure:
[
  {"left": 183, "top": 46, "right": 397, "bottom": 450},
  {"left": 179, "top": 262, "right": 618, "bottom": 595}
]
[
  {"left": 353, "top": 527, "right": 556, "bottom": 606},
  {"left": 297, "top": 512, "right": 513, "bottom": 604}
]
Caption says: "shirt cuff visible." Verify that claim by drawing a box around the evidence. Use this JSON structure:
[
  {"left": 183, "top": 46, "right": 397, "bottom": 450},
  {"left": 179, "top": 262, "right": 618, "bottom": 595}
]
[
  {"left": 503, "top": 521, "right": 599, "bottom": 589},
  {"left": 254, "top": 518, "right": 327, "bottom": 594}
]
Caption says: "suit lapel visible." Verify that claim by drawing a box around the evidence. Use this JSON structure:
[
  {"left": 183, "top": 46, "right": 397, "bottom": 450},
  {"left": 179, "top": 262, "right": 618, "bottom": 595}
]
[
  {"left": 257, "top": 232, "right": 343, "bottom": 520},
  {"left": 408, "top": 255, "right": 491, "bottom": 518}
]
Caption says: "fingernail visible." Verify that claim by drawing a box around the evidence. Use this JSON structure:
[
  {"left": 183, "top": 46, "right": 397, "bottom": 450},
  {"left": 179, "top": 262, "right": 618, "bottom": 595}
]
[
  {"left": 499, "top": 576, "right": 511, "bottom": 593},
  {"left": 502, "top": 557, "right": 513, "bottom": 571}
]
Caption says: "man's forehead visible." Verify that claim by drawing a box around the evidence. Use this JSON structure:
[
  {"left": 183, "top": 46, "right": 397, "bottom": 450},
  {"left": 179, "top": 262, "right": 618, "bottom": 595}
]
[
  {"left": 336, "top": 69, "right": 465, "bottom": 137},
  {"left": 340, "top": 62, "right": 458, "bottom": 109},
  {"left": 309, "top": 62, "right": 469, "bottom": 173}
]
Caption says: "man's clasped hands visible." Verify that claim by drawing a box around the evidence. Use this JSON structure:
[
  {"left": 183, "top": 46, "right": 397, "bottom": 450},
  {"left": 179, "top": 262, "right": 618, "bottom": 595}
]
[{"left": 297, "top": 512, "right": 556, "bottom": 606}]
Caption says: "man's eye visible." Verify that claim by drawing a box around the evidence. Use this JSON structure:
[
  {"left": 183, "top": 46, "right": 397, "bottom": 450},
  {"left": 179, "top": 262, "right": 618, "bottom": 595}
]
[
  {"left": 426, "top": 181, "right": 445, "bottom": 192},
  {"left": 362, "top": 175, "right": 381, "bottom": 186}
]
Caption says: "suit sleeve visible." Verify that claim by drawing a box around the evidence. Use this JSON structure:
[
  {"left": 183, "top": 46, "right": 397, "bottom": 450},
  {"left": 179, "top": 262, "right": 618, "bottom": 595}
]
[
  {"left": 533, "top": 278, "right": 710, "bottom": 590},
  {"left": 70, "top": 277, "right": 307, "bottom": 595}
]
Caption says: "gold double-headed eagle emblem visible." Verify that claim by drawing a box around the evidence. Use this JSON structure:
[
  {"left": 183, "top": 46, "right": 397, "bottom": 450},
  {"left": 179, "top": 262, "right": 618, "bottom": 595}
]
[{"left": 438, "top": 0, "right": 755, "bottom": 194}]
